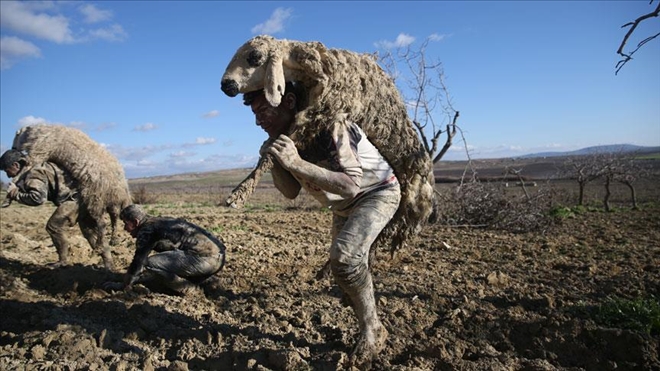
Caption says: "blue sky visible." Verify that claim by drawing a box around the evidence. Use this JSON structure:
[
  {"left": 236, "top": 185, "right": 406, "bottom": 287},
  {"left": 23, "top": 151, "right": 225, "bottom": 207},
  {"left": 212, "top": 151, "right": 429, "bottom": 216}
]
[{"left": 1, "top": 1, "right": 659, "bottom": 180}]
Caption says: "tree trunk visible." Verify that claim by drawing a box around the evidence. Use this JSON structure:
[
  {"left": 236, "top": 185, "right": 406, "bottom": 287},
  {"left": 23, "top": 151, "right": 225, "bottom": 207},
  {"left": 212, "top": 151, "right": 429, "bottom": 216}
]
[
  {"left": 623, "top": 181, "right": 638, "bottom": 210},
  {"left": 578, "top": 182, "right": 585, "bottom": 206},
  {"left": 603, "top": 177, "right": 612, "bottom": 212}
]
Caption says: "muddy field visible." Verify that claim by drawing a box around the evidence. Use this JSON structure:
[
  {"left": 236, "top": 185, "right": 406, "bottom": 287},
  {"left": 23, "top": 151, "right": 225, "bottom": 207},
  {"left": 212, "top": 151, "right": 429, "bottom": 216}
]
[{"left": 1, "top": 183, "right": 659, "bottom": 370}]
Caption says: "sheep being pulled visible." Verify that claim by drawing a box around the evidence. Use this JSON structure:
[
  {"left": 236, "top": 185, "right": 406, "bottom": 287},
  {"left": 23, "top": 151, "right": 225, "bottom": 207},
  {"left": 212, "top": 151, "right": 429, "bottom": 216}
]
[
  {"left": 12, "top": 124, "right": 133, "bottom": 268},
  {"left": 221, "top": 35, "right": 435, "bottom": 254}
]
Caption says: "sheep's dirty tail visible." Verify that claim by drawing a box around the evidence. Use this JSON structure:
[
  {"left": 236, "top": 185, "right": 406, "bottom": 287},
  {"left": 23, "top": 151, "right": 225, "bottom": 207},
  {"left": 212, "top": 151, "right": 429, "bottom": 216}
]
[{"left": 224, "top": 155, "right": 274, "bottom": 208}]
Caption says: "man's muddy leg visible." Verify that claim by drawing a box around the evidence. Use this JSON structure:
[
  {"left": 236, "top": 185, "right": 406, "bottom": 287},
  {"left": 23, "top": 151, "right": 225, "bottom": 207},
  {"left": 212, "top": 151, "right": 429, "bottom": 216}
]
[{"left": 45, "top": 201, "right": 78, "bottom": 266}]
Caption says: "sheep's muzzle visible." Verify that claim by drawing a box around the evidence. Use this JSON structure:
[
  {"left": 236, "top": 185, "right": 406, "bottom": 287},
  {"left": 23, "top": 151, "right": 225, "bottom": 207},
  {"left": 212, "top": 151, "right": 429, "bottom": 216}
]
[{"left": 221, "top": 79, "right": 239, "bottom": 97}]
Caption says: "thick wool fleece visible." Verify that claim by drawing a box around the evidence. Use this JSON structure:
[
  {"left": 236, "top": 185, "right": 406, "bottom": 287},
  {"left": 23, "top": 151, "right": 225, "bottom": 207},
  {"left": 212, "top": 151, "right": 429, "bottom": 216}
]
[
  {"left": 222, "top": 35, "right": 436, "bottom": 254},
  {"left": 12, "top": 124, "right": 132, "bottom": 232}
]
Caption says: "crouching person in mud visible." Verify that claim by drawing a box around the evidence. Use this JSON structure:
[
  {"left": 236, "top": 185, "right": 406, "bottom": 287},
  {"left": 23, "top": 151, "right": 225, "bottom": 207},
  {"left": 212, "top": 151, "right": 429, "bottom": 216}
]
[
  {"left": 0, "top": 149, "right": 113, "bottom": 268},
  {"left": 103, "top": 204, "right": 226, "bottom": 296},
  {"left": 244, "top": 82, "right": 401, "bottom": 368}
]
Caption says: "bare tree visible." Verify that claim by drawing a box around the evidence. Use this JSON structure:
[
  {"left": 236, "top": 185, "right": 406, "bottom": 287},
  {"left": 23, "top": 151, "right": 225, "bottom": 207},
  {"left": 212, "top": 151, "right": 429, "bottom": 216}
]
[
  {"left": 563, "top": 152, "right": 650, "bottom": 211},
  {"left": 616, "top": 0, "right": 660, "bottom": 75},
  {"left": 600, "top": 154, "right": 617, "bottom": 212},
  {"left": 379, "top": 37, "right": 461, "bottom": 165},
  {"left": 504, "top": 166, "right": 531, "bottom": 201},
  {"left": 561, "top": 155, "right": 604, "bottom": 206},
  {"left": 601, "top": 152, "right": 651, "bottom": 210},
  {"left": 379, "top": 37, "right": 477, "bottom": 224},
  {"left": 616, "top": 157, "right": 650, "bottom": 210}
]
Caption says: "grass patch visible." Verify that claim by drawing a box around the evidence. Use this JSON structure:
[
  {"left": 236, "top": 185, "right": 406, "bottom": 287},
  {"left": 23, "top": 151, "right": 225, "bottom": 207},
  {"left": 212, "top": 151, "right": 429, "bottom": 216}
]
[
  {"left": 593, "top": 296, "right": 660, "bottom": 335},
  {"left": 209, "top": 226, "right": 224, "bottom": 234},
  {"left": 549, "top": 206, "right": 576, "bottom": 219},
  {"left": 244, "top": 203, "right": 284, "bottom": 212},
  {"left": 550, "top": 204, "right": 610, "bottom": 220}
]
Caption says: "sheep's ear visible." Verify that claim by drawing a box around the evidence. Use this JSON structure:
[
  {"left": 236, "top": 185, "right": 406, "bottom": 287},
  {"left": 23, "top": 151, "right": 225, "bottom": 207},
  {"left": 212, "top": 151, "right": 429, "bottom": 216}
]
[{"left": 265, "top": 49, "right": 285, "bottom": 107}]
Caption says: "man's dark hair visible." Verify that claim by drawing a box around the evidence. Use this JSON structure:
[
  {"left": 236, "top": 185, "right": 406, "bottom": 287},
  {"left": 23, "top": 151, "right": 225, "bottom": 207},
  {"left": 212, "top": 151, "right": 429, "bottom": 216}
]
[
  {"left": 242, "top": 81, "right": 307, "bottom": 111},
  {"left": 120, "top": 204, "right": 149, "bottom": 223},
  {"left": 0, "top": 149, "right": 26, "bottom": 171}
]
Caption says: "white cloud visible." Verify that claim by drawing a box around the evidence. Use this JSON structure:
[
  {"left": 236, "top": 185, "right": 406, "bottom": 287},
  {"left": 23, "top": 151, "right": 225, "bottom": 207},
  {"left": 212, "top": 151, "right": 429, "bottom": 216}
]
[
  {"left": 19, "top": 2, "right": 57, "bottom": 12},
  {"left": 14, "top": 115, "right": 105, "bottom": 132},
  {"left": 0, "top": 2, "right": 128, "bottom": 70},
  {"left": 108, "top": 143, "right": 175, "bottom": 162},
  {"left": 170, "top": 151, "right": 196, "bottom": 158},
  {"left": 429, "top": 33, "right": 449, "bottom": 42},
  {"left": 195, "top": 137, "right": 217, "bottom": 145},
  {"left": 86, "top": 24, "right": 128, "bottom": 42},
  {"left": 78, "top": 4, "right": 112, "bottom": 24},
  {"left": 251, "top": 7, "right": 292, "bottom": 35},
  {"left": 0, "top": 1, "right": 75, "bottom": 44},
  {"left": 95, "top": 122, "right": 117, "bottom": 131},
  {"left": 202, "top": 110, "right": 219, "bottom": 119},
  {"left": 375, "top": 33, "right": 416, "bottom": 49},
  {"left": 68, "top": 121, "right": 88, "bottom": 130},
  {"left": 182, "top": 137, "right": 216, "bottom": 147},
  {"left": 0, "top": 36, "right": 41, "bottom": 70},
  {"left": 133, "top": 123, "right": 158, "bottom": 132},
  {"left": 17, "top": 115, "right": 49, "bottom": 127},
  {"left": 120, "top": 152, "right": 259, "bottom": 179}
]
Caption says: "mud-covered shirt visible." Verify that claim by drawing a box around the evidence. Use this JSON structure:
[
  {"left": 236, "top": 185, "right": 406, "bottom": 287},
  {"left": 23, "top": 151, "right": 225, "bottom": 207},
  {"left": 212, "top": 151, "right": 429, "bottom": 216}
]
[
  {"left": 295, "top": 121, "right": 397, "bottom": 214},
  {"left": 12, "top": 162, "right": 77, "bottom": 206},
  {"left": 127, "top": 216, "right": 226, "bottom": 278}
]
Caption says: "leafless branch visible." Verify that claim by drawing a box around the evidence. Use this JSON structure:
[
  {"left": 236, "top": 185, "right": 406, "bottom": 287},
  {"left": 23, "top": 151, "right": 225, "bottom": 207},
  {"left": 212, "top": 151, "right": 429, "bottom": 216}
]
[
  {"left": 433, "top": 111, "right": 459, "bottom": 164},
  {"left": 616, "top": 1, "right": 660, "bottom": 74},
  {"left": 379, "top": 36, "right": 463, "bottom": 166},
  {"left": 457, "top": 125, "right": 477, "bottom": 188},
  {"left": 504, "top": 166, "right": 530, "bottom": 201}
]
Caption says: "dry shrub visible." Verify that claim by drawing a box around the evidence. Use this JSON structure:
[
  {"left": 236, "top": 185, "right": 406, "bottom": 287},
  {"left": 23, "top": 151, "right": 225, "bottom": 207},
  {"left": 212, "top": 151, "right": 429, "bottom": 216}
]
[
  {"left": 285, "top": 189, "right": 319, "bottom": 211},
  {"left": 434, "top": 182, "right": 563, "bottom": 233},
  {"left": 131, "top": 185, "right": 158, "bottom": 205}
]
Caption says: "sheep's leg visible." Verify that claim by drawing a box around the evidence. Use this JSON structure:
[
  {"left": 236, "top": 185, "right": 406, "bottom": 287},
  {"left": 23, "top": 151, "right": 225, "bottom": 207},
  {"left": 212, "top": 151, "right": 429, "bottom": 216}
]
[
  {"left": 79, "top": 210, "right": 114, "bottom": 270},
  {"left": 107, "top": 206, "right": 120, "bottom": 246},
  {"left": 224, "top": 155, "right": 274, "bottom": 208}
]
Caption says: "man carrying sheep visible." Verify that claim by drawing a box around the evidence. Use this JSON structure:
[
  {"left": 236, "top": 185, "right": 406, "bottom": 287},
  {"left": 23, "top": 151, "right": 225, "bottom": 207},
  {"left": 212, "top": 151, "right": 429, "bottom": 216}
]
[
  {"left": 244, "top": 82, "right": 401, "bottom": 367},
  {"left": 103, "top": 204, "right": 226, "bottom": 296},
  {"left": 0, "top": 149, "right": 113, "bottom": 268}
]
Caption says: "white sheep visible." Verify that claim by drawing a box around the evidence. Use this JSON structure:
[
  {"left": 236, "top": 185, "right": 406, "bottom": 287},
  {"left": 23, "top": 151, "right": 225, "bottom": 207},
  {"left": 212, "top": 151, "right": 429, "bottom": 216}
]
[
  {"left": 221, "top": 35, "right": 435, "bottom": 254},
  {"left": 12, "top": 124, "right": 133, "bottom": 267}
]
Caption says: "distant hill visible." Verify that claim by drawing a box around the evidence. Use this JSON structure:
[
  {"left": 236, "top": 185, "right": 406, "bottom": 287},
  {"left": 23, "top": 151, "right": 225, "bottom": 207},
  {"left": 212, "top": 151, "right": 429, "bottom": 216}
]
[
  {"left": 433, "top": 144, "right": 660, "bottom": 183},
  {"left": 518, "top": 144, "right": 660, "bottom": 159},
  {"left": 122, "top": 144, "right": 659, "bottom": 186}
]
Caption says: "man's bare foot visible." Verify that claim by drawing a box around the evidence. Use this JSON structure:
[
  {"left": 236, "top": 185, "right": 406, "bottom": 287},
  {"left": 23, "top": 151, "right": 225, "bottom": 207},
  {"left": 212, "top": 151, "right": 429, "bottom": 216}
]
[{"left": 349, "top": 324, "right": 388, "bottom": 369}]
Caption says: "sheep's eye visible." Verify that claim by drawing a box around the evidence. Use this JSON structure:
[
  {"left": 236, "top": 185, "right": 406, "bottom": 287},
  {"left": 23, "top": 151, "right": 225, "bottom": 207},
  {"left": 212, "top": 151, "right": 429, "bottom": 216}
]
[{"left": 247, "top": 50, "right": 264, "bottom": 67}]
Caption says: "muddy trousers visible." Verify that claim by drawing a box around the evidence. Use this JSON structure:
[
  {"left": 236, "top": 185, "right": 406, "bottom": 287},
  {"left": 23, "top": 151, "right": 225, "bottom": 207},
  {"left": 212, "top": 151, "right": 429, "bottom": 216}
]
[
  {"left": 329, "top": 185, "right": 400, "bottom": 353},
  {"left": 45, "top": 200, "right": 78, "bottom": 264},
  {"left": 139, "top": 248, "right": 225, "bottom": 294},
  {"left": 46, "top": 200, "right": 114, "bottom": 269}
]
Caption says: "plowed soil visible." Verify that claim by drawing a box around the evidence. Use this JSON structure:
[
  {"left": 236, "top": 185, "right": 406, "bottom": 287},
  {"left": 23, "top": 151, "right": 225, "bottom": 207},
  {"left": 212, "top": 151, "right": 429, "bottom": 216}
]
[{"left": 1, "top": 198, "right": 659, "bottom": 370}]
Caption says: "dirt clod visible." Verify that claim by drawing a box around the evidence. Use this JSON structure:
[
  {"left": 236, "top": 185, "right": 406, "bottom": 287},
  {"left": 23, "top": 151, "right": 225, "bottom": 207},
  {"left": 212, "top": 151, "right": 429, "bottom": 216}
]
[{"left": 1, "top": 202, "right": 658, "bottom": 370}]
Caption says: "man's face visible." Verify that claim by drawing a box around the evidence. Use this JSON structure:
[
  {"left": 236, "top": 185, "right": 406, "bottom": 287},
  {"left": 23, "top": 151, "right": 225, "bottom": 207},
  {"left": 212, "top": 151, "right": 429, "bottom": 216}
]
[
  {"left": 123, "top": 218, "right": 140, "bottom": 238},
  {"left": 250, "top": 92, "right": 295, "bottom": 138},
  {"left": 3, "top": 162, "right": 21, "bottom": 178}
]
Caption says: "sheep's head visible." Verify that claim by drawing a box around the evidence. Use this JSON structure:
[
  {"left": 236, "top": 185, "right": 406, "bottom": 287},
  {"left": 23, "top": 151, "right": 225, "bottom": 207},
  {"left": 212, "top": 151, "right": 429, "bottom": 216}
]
[{"left": 221, "top": 35, "right": 285, "bottom": 107}]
